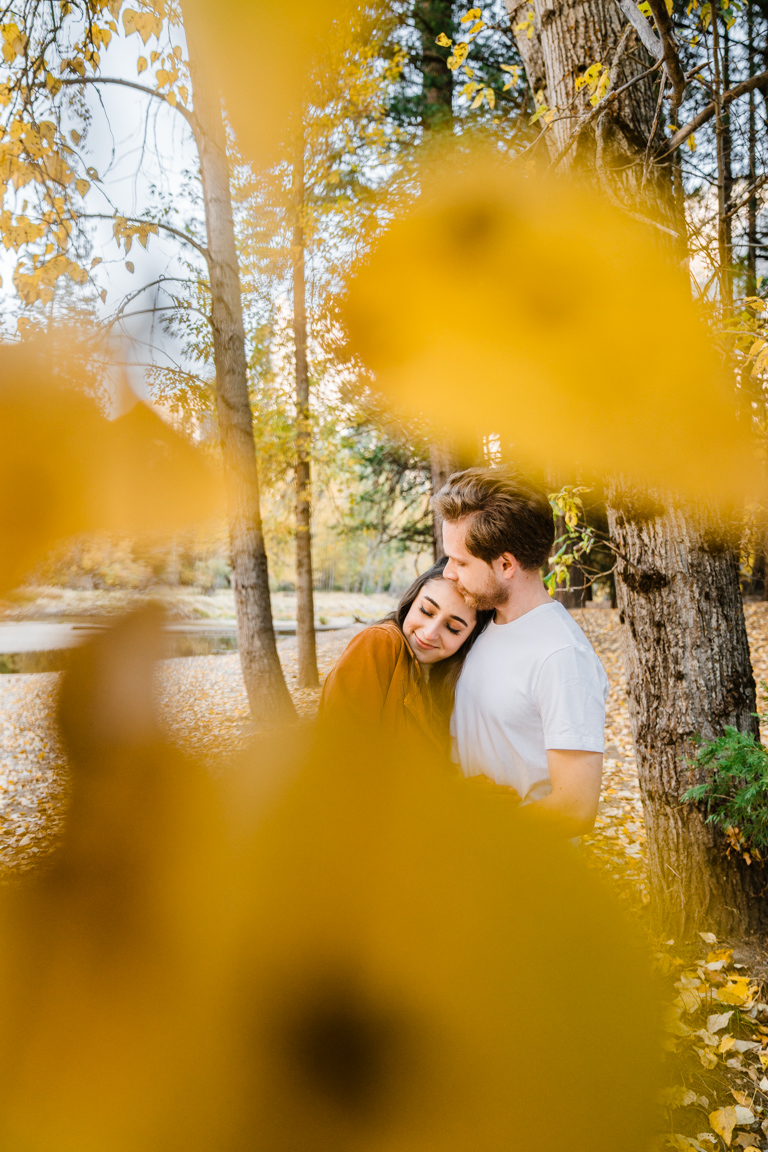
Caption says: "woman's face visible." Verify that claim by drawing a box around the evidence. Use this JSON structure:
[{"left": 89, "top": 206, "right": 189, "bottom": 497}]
[{"left": 402, "top": 578, "right": 477, "bottom": 665}]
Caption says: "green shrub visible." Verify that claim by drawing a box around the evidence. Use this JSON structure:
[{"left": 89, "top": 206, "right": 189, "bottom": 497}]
[{"left": 682, "top": 716, "right": 768, "bottom": 859}]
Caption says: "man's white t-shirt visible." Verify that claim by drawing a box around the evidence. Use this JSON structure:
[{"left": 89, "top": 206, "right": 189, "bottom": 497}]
[{"left": 451, "top": 601, "right": 609, "bottom": 803}]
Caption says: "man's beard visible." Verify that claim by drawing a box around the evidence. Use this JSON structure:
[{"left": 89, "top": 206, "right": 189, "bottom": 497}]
[{"left": 455, "top": 578, "right": 509, "bottom": 612}]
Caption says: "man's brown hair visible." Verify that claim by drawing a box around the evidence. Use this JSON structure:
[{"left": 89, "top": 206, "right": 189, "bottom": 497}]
[{"left": 434, "top": 467, "right": 554, "bottom": 570}]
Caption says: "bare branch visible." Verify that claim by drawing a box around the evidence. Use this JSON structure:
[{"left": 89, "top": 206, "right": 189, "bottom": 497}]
[
  {"left": 550, "top": 55, "right": 661, "bottom": 169},
  {"left": 661, "top": 70, "right": 768, "bottom": 156},
  {"left": 614, "top": 0, "right": 663, "bottom": 60},
  {"left": 644, "top": 0, "right": 686, "bottom": 106},
  {"left": 37, "top": 76, "right": 197, "bottom": 130},
  {"left": 81, "top": 213, "right": 209, "bottom": 261}
]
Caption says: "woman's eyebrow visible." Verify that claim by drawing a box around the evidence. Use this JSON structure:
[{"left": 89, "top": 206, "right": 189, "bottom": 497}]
[{"left": 424, "top": 595, "right": 468, "bottom": 627}]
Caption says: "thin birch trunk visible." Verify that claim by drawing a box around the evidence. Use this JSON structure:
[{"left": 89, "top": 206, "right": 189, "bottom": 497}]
[
  {"left": 186, "top": 39, "right": 295, "bottom": 724},
  {"left": 292, "top": 130, "right": 319, "bottom": 688}
]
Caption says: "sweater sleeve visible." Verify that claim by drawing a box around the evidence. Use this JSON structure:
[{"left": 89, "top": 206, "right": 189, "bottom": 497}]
[{"left": 319, "top": 626, "right": 401, "bottom": 731}]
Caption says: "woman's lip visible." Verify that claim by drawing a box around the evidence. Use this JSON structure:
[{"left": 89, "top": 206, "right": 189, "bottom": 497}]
[{"left": 413, "top": 633, "right": 437, "bottom": 651}]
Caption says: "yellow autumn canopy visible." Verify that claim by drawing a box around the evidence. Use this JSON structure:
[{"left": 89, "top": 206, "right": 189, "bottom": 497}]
[{"left": 343, "top": 148, "right": 759, "bottom": 504}]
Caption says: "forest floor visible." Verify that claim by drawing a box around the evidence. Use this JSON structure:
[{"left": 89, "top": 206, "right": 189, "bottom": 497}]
[{"left": 3, "top": 600, "right": 768, "bottom": 1149}]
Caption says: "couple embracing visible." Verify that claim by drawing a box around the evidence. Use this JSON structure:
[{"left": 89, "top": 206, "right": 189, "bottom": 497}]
[{"left": 321, "top": 468, "right": 609, "bottom": 839}]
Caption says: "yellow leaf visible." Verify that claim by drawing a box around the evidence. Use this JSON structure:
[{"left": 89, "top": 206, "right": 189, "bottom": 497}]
[
  {"left": 687, "top": 135, "right": 696, "bottom": 152},
  {"left": 75, "top": 178, "right": 90, "bottom": 197},
  {"left": 710, "top": 1105, "right": 737, "bottom": 1146},
  {"left": 137, "top": 56, "right": 147, "bottom": 72},
  {"left": 70, "top": 129, "right": 81, "bottom": 145},
  {"left": 719, "top": 1035, "right": 736, "bottom": 1053},
  {"left": 342, "top": 146, "right": 761, "bottom": 506},
  {"left": 173, "top": 44, "right": 182, "bottom": 58},
  {"left": 696, "top": 1046, "right": 719, "bottom": 1069},
  {"left": 125, "top": 260, "right": 134, "bottom": 273},
  {"left": 460, "top": 6, "right": 482, "bottom": 20},
  {"left": 758, "top": 1052, "right": 768, "bottom": 1069},
  {"left": 716, "top": 977, "right": 755, "bottom": 1005},
  {"left": 435, "top": 31, "right": 452, "bottom": 46},
  {"left": 470, "top": 90, "right": 484, "bottom": 109}
]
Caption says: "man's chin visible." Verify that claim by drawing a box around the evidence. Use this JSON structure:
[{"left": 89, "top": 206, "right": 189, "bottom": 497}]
[{"left": 457, "top": 585, "right": 505, "bottom": 612}]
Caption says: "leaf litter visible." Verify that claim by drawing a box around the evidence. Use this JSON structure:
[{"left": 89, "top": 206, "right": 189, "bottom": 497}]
[{"left": 3, "top": 603, "right": 768, "bottom": 1148}]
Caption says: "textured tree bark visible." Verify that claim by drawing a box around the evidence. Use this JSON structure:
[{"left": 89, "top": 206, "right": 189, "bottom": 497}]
[
  {"left": 518, "top": 0, "right": 762, "bottom": 936},
  {"left": 186, "top": 41, "right": 295, "bottom": 723},
  {"left": 292, "top": 131, "right": 319, "bottom": 688},
  {"left": 607, "top": 491, "right": 766, "bottom": 936},
  {"left": 505, "top": 0, "right": 548, "bottom": 98},
  {"left": 429, "top": 442, "right": 458, "bottom": 560},
  {"left": 552, "top": 513, "right": 590, "bottom": 608}
]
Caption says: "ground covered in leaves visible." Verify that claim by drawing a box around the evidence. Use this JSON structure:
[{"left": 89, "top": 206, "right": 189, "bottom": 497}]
[{"left": 4, "top": 600, "right": 768, "bottom": 1149}]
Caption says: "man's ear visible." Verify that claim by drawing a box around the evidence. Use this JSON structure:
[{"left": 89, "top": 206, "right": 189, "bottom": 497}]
[{"left": 496, "top": 552, "right": 519, "bottom": 580}]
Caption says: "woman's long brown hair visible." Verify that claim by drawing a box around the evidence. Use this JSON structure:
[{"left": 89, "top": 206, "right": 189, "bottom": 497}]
[{"left": 386, "top": 558, "right": 491, "bottom": 726}]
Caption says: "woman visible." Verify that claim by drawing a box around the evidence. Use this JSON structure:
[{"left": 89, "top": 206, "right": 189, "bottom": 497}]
[{"left": 319, "top": 558, "right": 490, "bottom": 749}]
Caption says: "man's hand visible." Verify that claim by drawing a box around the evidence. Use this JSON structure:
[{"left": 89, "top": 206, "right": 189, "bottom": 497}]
[{"left": 521, "top": 749, "right": 603, "bottom": 838}]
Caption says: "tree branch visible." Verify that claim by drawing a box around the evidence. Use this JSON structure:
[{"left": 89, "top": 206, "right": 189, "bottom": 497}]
[
  {"left": 661, "top": 70, "right": 768, "bottom": 156},
  {"left": 644, "top": 0, "right": 687, "bottom": 107},
  {"left": 614, "top": 0, "right": 663, "bottom": 60},
  {"left": 82, "top": 213, "right": 209, "bottom": 261},
  {"left": 550, "top": 56, "right": 661, "bottom": 169},
  {"left": 40, "top": 76, "right": 197, "bottom": 130}
]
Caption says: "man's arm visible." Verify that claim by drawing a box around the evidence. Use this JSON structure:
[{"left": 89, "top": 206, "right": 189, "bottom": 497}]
[{"left": 520, "top": 749, "right": 603, "bottom": 838}]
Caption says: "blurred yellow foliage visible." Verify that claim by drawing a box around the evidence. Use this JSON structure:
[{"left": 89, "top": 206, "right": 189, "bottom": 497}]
[
  {"left": 343, "top": 147, "right": 759, "bottom": 505},
  {"left": 0, "top": 339, "right": 223, "bottom": 594},
  {"left": 0, "top": 609, "right": 658, "bottom": 1150},
  {"left": 182, "top": 0, "right": 361, "bottom": 163}
]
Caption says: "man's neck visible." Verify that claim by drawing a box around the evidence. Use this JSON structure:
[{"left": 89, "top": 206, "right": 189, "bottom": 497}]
[{"left": 494, "top": 573, "right": 553, "bottom": 625}]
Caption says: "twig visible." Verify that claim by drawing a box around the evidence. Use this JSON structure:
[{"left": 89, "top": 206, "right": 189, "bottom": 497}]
[
  {"left": 644, "top": 0, "right": 687, "bottom": 107},
  {"left": 550, "top": 56, "right": 661, "bottom": 170},
  {"left": 595, "top": 112, "right": 679, "bottom": 237},
  {"left": 659, "top": 69, "right": 768, "bottom": 157}
]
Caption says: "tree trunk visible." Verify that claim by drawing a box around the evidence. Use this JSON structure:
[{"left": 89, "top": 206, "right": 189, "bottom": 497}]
[
  {"left": 518, "top": 0, "right": 762, "bottom": 936},
  {"left": 429, "top": 442, "right": 457, "bottom": 560},
  {"left": 292, "top": 130, "right": 319, "bottom": 688},
  {"left": 414, "top": 0, "right": 459, "bottom": 559},
  {"left": 746, "top": 0, "right": 758, "bottom": 300},
  {"left": 607, "top": 490, "right": 766, "bottom": 936},
  {"left": 552, "top": 514, "right": 590, "bottom": 608},
  {"left": 414, "top": 0, "right": 455, "bottom": 132},
  {"left": 186, "top": 40, "right": 295, "bottom": 724}
]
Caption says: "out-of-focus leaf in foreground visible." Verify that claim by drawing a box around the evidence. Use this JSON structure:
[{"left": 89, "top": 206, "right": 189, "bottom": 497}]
[
  {"left": 181, "top": 0, "right": 359, "bottom": 164},
  {"left": 343, "top": 147, "right": 758, "bottom": 505},
  {"left": 0, "top": 340, "right": 223, "bottom": 593},
  {"left": 0, "top": 611, "right": 659, "bottom": 1151}
]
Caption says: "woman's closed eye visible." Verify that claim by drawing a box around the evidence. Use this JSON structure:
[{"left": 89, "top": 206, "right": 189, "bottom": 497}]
[{"left": 419, "top": 603, "right": 463, "bottom": 637}]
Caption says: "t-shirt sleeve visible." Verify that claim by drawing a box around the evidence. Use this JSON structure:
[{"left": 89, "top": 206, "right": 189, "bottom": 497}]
[{"left": 533, "top": 644, "right": 608, "bottom": 753}]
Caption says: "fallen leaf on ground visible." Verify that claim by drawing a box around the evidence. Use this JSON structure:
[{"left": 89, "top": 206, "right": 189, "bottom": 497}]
[
  {"left": 710, "top": 1106, "right": 738, "bottom": 1146},
  {"left": 707, "top": 1011, "right": 734, "bottom": 1033}
]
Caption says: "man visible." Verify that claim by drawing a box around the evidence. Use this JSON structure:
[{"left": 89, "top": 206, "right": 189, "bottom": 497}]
[{"left": 435, "top": 467, "right": 608, "bottom": 838}]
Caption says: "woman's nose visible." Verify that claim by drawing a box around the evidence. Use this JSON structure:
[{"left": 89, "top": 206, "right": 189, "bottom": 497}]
[{"left": 421, "top": 618, "right": 442, "bottom": 642}]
